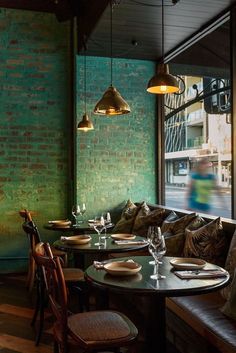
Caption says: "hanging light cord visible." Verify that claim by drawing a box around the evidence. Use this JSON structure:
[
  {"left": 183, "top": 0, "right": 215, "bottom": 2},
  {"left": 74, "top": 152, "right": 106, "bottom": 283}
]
[
  {"left": 161, "top": 0, "right": 164, "bottom": 63},
  {"left": 84, "top": 52, "right": 87, "bottom": 113},
  {"left": 110, "top": 0, "right": 113, "bottom": 86}
]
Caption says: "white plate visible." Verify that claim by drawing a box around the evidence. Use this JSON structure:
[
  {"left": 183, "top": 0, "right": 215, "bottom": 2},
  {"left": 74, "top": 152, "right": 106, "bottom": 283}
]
[
  {"left": 62, "top": 235, "right": 91, "bottom": 245},
  {"left": 170, "top": 257, "right": 206, "bottom": 270},
  {"left": 48, "top": 220, "right": 71, "bottom": 228},
  {"left": 111, "top": 233, "right": 136, "bottom": 240},
  {"left": 88, "top": 219, "right": 95, "bottom": 223},
  {"left": 104, "top": 261, "right": 142, "bottom": 276}
]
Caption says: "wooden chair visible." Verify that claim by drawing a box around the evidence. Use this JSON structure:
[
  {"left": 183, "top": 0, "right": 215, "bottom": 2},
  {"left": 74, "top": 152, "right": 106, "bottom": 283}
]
[
  {"left": 23, "top": 220, "right": 85, "bottom": 346},
  {"left": 20, "top": 209, "right": 68, "bottom": 292},
  {"left": 34, "top": 242, "right": 138, "bottom": 353}
]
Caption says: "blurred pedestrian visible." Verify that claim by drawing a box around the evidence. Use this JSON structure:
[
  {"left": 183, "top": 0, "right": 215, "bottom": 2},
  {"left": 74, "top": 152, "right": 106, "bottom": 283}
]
[{"left": 186, "top": 158, "right": 218, "bottom": 213}]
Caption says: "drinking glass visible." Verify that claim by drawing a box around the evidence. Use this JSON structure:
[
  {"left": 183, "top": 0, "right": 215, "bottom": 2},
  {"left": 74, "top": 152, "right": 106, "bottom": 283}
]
[
  {"left": 94, "top": 216, "right": 105, "bottom": 246},
  {"left": 149, "top": 233, "right": 166, "bottom": 280},
  {"left": 80, "top": 203, "right": 86, "bottom": 221},
  {"left": 147, "top": 226, "right": 155, "bottom": 265},
  {"left": 72, "top": 205, "right": 82, "bottom": 226},
  {"left": 101, "top": 212, "right": 112, "bottom": 239}
]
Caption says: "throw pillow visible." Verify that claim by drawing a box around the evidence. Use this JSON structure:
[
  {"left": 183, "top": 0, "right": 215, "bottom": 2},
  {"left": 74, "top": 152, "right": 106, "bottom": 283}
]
[
  {"left": 132, "top": 202, "right": 165, "bottom": 237},
  {"left": 161, "top": 212, "right": 196, "bottom": 257},
  {"left": 221, "top": 269, "right": 236, "bottom": 320},
  {"left": 186, "top": 215, "right": 207, "bottom": 231},
  {"left": 112, "top": 199, "right": 140, "bottom": 234},
  {"left": 183, "top": 217, "right": 228, "bottom": 266},
  {"left": 221, "top": 230, "right": 236, "bottom": 300}
]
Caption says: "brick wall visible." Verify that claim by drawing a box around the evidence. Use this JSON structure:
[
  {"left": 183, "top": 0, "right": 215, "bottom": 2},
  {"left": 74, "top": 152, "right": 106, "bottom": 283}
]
[
  {"left": 76, "top": 56, "right": 156, "bottom": 221},
  {"left": 0, "top": 9, "right": 71, "bottom": 272}
]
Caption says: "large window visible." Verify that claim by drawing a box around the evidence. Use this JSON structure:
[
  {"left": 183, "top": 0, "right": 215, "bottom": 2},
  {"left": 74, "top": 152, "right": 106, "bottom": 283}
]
[{"left": 164, "top": 20, "right": 231, "bottom": 218}]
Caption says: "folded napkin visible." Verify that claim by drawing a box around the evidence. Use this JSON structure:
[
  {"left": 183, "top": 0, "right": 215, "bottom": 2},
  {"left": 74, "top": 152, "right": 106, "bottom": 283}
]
[
  {"left": 114, "top": 240, "right": 148, "bottom": 246},
  {"left": 174, "top": 269, "right": 228, "bottom": 279}
]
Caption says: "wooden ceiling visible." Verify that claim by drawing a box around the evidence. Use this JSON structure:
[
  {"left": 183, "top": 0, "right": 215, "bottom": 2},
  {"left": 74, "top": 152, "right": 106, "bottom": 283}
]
[{"left": 0, "top": 0, "right": 235, "bottom": 67}]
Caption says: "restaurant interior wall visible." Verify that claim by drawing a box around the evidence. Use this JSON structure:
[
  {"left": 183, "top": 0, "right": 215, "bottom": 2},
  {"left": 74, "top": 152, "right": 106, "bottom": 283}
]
[
  {"left": 0, "top": 8, "right": 71, "bottom": 273},
  {"left": 76, "top": 56, "right": 157, "bottom": 221}
]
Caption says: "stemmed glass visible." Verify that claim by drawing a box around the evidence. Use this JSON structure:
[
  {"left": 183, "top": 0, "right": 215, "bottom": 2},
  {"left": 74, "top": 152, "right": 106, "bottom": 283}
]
[
  {"left": 94, "top": 216, "right": 105, "bottom": 246},
  {"left": 147, "top": 226, "right": 155, "bottom": 265},
  {"left": 101, "top": 212, "right": 112, "bottom": 239},
  {"left": 149, "top": 230, "right": 166, "bottom": 280},
  {"left": 80, "top": 203, "right": 86, "bottom": 222},
  {"left": 72, "top": 205, "right": 82, "bottom": 226}
]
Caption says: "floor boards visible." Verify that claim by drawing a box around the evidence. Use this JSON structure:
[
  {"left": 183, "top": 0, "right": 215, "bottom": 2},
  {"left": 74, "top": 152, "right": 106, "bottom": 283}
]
[{"left": 0, "top": 274, "right": 180, "bottom": 353}]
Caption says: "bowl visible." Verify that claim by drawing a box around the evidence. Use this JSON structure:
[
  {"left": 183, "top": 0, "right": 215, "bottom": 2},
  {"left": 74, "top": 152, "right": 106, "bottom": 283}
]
[
  {"left": 104, "top": 261, "right": 142, "bottom": 276},
  {"left": 61, "top": 235, "right": 91, "bottom": 245},
  {"left": 170, "top": 257, "right": 206, "bottom": 270},
  {"left": 111, "top": 233, "right": 136, "bottom": 240},
  {"left": 48, "top": 220, "right": 71, "bottom": 228}
]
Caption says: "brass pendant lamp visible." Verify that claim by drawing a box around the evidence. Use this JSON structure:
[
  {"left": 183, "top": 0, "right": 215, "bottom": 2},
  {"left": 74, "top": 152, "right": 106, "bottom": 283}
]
[
  {"left": 147, "top": 0, "right": 179, "bottom": 94},
  {"left": 77, "top": 51, "right": 94, "bottom": 132},
  {"left": 94, "top": 0, "right": 130, "bottom": 116}
]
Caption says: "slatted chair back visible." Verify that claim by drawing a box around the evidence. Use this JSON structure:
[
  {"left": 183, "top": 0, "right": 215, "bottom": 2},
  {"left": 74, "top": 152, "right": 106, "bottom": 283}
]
[{"left": 34, "top": 242, "right": 81, "bottom": 349}]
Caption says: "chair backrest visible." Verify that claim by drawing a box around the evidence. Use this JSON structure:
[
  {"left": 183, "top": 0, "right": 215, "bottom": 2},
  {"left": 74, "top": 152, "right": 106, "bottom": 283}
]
[
  {"left": 34, "top": 242, "right": 69, "bottom": 342},
  {"left": 22, "top": 219, "right": 41, "bottom": 253},
  {"left": 19, "top": 209, "right": 33, "bottom": 222}
]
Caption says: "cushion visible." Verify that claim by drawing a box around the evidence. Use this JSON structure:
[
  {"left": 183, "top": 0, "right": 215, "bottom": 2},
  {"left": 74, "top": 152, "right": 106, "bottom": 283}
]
[
  {"left": 183, "top": 217, "right": 228, "bottom": 266},
  {"left": 161, "top": 212, "right": 196, "bottom": 257},
  {"left": 186, "top": 215, "right": 207, "bottom": 231},
  {"left": 221, "top": 269, "right": 236, "bottom": 321},
  {"left": 221, "top": 230, "right": 236, "bottom": 300},
  {"left": 112, "top": 199, "right": 140, "bottom": 234},
  {"left": 132, "top": 202, "right": 165, "bottom": 237}
]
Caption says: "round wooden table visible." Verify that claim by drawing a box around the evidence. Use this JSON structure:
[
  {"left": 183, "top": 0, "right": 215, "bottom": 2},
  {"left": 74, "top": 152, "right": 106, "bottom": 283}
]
[
  {"left": 53, "top": 235, "right": 148, "bottom": 268},
  {"left": 44, "top": 221, "right": 114, "bottom": 234},
  {"left": 85, "top": 256, "right": 230, "bottom": 353}
]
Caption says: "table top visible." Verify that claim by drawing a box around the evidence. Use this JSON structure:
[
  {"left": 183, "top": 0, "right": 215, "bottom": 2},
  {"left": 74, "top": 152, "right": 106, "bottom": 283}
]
[
  {"left": 53, "top": 235, "right": 148, "bottom": 254},
  {"left": 44, "top": 221, "right": 114, "bottom": 233},
  {"left": 85, "top": 256, "right": 230, "bottom": 296}
]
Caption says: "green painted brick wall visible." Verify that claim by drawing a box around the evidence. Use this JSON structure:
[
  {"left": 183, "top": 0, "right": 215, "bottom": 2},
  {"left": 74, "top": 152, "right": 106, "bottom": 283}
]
[
  {"left": 0, "top": 9, "right": 71, "bottom": 272},
  {"left": 76, "top": 56, "right": 157, "bottom": 221}
]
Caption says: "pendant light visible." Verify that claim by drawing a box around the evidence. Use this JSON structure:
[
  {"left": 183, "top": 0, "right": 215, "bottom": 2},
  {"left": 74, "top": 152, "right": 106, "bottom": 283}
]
[
  {"left": 77, "top": 50, "right": 94, "bottom": 132},
  {"left": 94, "top": 0, "right": 130, "bottom": 116},
  {"left": 147, "top": 0, "right": 179, "bottom": 94}
]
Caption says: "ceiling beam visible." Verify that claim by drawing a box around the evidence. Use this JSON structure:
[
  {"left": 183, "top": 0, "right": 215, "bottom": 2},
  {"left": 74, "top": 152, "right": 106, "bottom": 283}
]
[{"left": 0, "top": 0, "right": 56, "bottom": 13}]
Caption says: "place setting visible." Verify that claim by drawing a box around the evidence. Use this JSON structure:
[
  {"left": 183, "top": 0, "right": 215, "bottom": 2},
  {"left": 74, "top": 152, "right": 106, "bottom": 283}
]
[
  {"left": 93, "top": 259, "right": 142, "bottom": 277},
  {"left": 169, "top": 257, "right": 228, "bottom": 279}
]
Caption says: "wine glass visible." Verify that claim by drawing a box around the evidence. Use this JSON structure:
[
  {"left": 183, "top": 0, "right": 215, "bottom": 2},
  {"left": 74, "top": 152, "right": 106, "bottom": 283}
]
[
  {"left": 94, "top": 216, "right": 105, "bottom": 246},
  {"left": 101, "top": 212, "right": 112, "bottom": 239},
  {"left": 149, "top": 233, "right": 166, "bottom": 280},
  {"left": 80, "top": 203, "right": 86, "bottom": 222},
  {"left": 72, "top": 205, "right": 82, "bottom": 226},
  {"left": 147, "top": 226, "right": 155, "bottom": 265}
]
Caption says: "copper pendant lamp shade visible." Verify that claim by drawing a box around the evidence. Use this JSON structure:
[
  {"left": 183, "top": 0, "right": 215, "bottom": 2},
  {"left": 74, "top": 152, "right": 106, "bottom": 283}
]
[
  {"left": 147, "top": 0, "right": 179, "bottom": 95},
  {"left": 147, "top": 63, "right": 179, "bottom": 94},
  {"left": 94, "top": 85, "right": 130, "bottom": 115},
  {"left": 93, "top": 0, "right": 130, "bottom": 116},
  {"left": 77, "top": 42, "right": 94, "bottom": 132},
  {"left": 77, "top": 113, "right": 94, "bottom": 132}
]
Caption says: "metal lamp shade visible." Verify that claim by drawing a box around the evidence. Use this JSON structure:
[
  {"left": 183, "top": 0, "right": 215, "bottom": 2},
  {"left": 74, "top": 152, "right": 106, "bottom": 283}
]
[
  {"left": 147, "top": 63, "right": 179, "bottom": 94},
  {"left": 94, "top": 86, "right": 131, "bottom": 116},
  {"left": 77, "top": 113, "right": 94, "bottom": 132}
]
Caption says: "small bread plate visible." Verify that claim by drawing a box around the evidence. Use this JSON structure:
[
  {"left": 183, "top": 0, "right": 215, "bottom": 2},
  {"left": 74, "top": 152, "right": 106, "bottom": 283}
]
[
  {"left": 61, "top": 235, "right": 91, "bottom": 245},
  {"left": 48, "top": 220, "right": 71, "bottom": 228},
  {"left": 111, "top": 233, "right": 136, "bottom": 240},
  {"left": 104, "top": 261, "right": 142, "bottom": 276},
  {"left": 170, "top": 257, "right": 206, "bottom": 270}
]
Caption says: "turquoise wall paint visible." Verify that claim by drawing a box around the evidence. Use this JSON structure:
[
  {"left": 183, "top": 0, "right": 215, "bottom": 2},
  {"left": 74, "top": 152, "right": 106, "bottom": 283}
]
[
  {"left": 76, "top": 56, "right": 156, "bottom": 221},
  {"left": 0, "top": 9, "right": 71, "bottom": 273}
]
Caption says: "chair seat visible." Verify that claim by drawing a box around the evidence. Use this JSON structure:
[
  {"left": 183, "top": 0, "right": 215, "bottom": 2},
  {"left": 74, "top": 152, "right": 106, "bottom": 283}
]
[
  {"left": 63, "top": 268, "right": 84, "bottom": 282},
  {"left": 54, "top": 310, "right": 137, "bottom": 348}
]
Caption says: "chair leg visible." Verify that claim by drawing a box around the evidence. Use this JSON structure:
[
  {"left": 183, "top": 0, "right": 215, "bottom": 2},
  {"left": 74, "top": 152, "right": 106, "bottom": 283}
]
[
  {"left": 31, "top": 271, "right": 45, "bottom": 346},
  {"left": 27, "top": 253, "right": 36, "bottom": 293}
]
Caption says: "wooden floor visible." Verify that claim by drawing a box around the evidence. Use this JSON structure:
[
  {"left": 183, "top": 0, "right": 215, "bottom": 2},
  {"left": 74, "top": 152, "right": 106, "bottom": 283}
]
[{"left": 0, "top": 274, "right": 180, "bottom": 353}]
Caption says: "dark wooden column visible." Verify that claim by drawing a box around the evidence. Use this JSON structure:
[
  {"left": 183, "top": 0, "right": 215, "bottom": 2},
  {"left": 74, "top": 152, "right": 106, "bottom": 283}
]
[
  {"left": 156, "top": 94, "right": 165, "bottom": 205},
  {"left": 231, "top": 6, "right": 236, "bottom": 219}
]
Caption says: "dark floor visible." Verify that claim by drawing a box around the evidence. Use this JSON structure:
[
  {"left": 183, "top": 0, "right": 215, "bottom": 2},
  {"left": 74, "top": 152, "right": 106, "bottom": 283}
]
[{"left": 0, "top": 274, "right": 180, "bottom": 353}]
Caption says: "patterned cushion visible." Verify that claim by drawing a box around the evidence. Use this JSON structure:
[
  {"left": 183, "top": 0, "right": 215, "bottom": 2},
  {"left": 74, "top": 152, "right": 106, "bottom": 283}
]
[
  {"left": 132, "top": 202, "right": 165, "bottom": 237},
  {"left": 183, "top": 217, "right": 228, "bottom": 266},
  {"left": 221, "top": 230, "right": 236, "bottom": 300},
  {"left": 221, "top": 269, "right": 236, "bottom": 320},
  {"left": 161, "top": 212, "right": 196, "bottom": 257},
  {"left": 186, "top": 215, "right": 207, "bottom": 231},
  {"left": 112, "top": 199, "right": 140, "bottom": 234}
]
